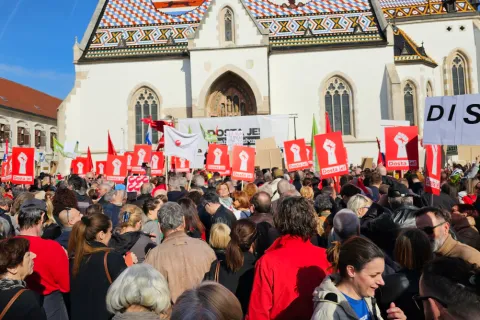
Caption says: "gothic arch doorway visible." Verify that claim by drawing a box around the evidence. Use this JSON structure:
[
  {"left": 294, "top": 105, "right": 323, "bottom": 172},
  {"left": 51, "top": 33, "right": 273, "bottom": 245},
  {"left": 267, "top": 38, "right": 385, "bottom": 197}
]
[{"left": 206, "top": 72, "right": 257, "bottom": 117}]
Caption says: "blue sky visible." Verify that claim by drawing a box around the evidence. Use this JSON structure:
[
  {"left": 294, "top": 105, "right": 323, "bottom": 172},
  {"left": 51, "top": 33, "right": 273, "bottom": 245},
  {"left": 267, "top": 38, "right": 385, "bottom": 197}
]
[{"left": 0, "top": 0, "right": 98, "bottom": 100}]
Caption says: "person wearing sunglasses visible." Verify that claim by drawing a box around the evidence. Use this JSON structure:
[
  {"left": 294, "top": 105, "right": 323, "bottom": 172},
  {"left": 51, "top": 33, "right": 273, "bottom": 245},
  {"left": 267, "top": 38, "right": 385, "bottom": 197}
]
[
  {"left": 415, "top": 206, "right": 480, "bottom": 266},
  {"left": 417, "top": 256, "right": 480, "bottom": 320}
]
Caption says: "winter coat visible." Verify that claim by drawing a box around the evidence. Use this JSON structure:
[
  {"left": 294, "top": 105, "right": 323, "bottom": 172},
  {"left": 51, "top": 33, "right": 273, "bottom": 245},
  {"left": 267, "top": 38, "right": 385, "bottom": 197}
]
[
  {"left": 103, "top": 203, "right": 121, "bottom": 229},
  {"left": 109, "top": 231, "right": 156, "bottom": 263},
  {"left": 391, "top": 205, "right": 418, "bottom": 228},
  {"left": 0, "top": 279, "right": 46, "bottom": 320},
  {"left": 133, "top": 194, "right": 153, "bottom": 211},
  {"left": 74, "top": 192, "right": 93, "bottom": 215},
  {"left": 268, "top": 178, "right": 283, "bottom": 201},
  {"left": 360, "top": 203, "right": 398, "bottom": 257},
  {"left": 55, "top": 229, "right": 72, "bottom": 249},
  {"left": 312, "top": 275, "right": 383, "bottom": 320},
  {"left": 142, "top": 219, "right": 162, "bottom": 245},
  {"left": 246, "top": 235, "right": 330, "bottom": 320},
  {"left": 453, "top": 216, "right": 480, "bottom": 250},
  {"left": 436, "top": 233, "right": 480, "bottom": 266}
]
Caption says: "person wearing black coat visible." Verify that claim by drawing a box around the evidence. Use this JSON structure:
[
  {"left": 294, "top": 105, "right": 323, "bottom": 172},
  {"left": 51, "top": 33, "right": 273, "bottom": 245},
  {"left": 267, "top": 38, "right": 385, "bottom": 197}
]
[
  {"left": 203, "top": 192, "right": 237, "bottom": 240},
  {"left": 0, "top": 238, "right": 46, "bottom": 320}
]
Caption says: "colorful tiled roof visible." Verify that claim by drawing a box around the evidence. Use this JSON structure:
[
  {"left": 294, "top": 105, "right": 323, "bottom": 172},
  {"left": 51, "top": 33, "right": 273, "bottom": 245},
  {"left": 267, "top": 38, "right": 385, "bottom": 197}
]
[
  {"left": 380, "top": 0, "right": 475, "bottom": 19},
  {"left": 0, "top": 78, "right": 60, "bottom": 119},
  {"left": 392, "top": 26, "right": 437, "bottom": 67}
]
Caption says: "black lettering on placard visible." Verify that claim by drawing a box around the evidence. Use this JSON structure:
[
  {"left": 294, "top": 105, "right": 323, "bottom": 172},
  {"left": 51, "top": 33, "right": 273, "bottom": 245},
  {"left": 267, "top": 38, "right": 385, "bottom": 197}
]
[
  {"left": 464, "top": 104, "right": 480, "bottom": 124},
  {"left": 448, "top": 104, "right": 456, "bottom": 121},
  {"left": 427, "top": 105, "right": 444, "bottom": 121}
]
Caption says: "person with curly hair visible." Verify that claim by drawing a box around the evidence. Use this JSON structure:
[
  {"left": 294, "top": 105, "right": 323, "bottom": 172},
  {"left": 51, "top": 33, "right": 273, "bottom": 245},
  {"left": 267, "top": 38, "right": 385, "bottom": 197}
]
[{"left": 52, "top": 187, "right": 79, "bottom": 217}]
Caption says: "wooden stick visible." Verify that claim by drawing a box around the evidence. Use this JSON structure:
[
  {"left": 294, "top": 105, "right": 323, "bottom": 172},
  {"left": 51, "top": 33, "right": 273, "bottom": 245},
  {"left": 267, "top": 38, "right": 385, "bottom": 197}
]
[
  {"left": 165, "top": 156, "right": 169, "bottom": 189},
  {"left": 188, "top": 169, "right": 193, "bottom": 191}
]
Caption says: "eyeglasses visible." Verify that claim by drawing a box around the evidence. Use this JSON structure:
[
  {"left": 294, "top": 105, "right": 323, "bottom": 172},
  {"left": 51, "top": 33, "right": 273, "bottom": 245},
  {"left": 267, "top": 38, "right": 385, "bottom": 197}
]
[
  {"left": 412, "top": 294, "right": 447, "bottom": 310},
  {"left": 421, "top": 221, "right": 447, "bottom": 235}
]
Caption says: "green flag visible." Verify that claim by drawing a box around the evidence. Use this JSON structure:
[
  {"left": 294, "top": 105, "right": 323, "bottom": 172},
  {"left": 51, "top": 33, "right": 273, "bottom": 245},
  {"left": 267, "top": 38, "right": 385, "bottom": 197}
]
[
  {"left": 188, "top": 125, "right": 192, "bottom": 134},
  {"left": 199, "top": 123, "right": 218, "bottom": 143},
  {"left": 52, "top": 137, "right": 66, "bottom": 157},
  {"left": 311, "top": 114, "right": 319, "bottom": 173}
]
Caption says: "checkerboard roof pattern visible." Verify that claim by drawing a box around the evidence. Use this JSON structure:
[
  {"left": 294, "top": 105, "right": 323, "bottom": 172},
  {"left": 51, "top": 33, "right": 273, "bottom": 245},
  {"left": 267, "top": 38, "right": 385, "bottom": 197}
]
[{"left": 379, "top": 0, "right": 439, "bottom": 9}]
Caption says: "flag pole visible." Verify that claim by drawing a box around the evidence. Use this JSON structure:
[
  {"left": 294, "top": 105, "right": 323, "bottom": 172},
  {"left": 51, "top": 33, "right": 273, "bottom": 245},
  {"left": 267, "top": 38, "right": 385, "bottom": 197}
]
[
  {"left": 188, "top": 168, "right": 193, "bottom": 191},
  {"left": 165, "top": 156, "right": 169, "bottom": 189}
]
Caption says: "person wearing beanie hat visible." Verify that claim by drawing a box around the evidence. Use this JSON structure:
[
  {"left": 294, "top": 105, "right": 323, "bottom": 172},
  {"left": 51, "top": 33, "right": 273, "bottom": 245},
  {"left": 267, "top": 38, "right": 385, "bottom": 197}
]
[{"left": 330, "top": 209, "right": 360, "bottom": 245}]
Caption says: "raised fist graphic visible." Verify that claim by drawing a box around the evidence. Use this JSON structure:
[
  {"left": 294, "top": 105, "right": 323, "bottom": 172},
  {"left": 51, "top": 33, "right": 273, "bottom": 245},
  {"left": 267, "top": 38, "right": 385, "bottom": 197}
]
[
  {"left": 127, "top": 154, "right": 132, "bottom": 166},
  {"left": 112, "top": 159, "right": 122, "bottom": 176},
  {"left": 239, "top": 151, "right": 249, "bottom": 171},
  {"left": 290, "top": 144, "right": 301, "bottom": 162},
  {"left": 98, "top": 163, "right": 105, "bottom": 174},
  {"left": 432, "top": 145, "right": 438, "bottom": 175},
  {"left": 394, "top": 132, "right": 409, "bottom": 158},
  {"left": 137, "top": 149, "right": 146, "bottom": 166},
  {"left": 77, "top": 162, "right": 84, "bottom": 174},
  {"left": 3, "top": 165, "right": 7, "bottom": 176},
  {"left": 18, "top": 152, "right": 28, "bottom": 174},
  {"left": 152, "top": 155, "right": 159, "bottom": 169},
  {"left": 306, "top": 148, "right": 310, "bottom": 160},
  {"left": 323, "top": 139, "right": 337, "bottom": 165},
  {"left": 179, "top": 158, "right": 186, "bottom": 168},
  {"left": 213, "top": 148, "right": 222, "bottom": 165}
]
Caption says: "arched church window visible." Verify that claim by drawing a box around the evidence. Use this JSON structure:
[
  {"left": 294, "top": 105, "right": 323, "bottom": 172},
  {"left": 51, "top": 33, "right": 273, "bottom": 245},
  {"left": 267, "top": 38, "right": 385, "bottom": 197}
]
[
  {"left": 426, "top": 82, "right": 433, "bottom": 97},
  {"left": 324, "top": 77, "right": 353, "bottom": 135},
  {"left": 224, "top": 8, "right": 234, "bottom": 42},
  {"left": 404, "top": 82, "right": 416, "bottom": 125},
  {"left": 452, "top": 53, "right": 468, "bottom": 95},
  {"left": 133, "top": 87, "right": 159, "bottom": 144}
]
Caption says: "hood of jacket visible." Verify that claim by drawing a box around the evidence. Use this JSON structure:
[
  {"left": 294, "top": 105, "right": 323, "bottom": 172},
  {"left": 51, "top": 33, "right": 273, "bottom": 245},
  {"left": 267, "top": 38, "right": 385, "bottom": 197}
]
[{"left": 109, "top": 231, "right": 143, "bottom": 255}]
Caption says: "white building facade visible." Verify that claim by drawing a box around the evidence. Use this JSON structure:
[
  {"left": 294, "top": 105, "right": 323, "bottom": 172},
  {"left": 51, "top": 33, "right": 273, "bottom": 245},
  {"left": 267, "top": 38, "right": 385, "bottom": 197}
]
[{"left": 58, "top": 0, "right": 480, "bottom": 173}]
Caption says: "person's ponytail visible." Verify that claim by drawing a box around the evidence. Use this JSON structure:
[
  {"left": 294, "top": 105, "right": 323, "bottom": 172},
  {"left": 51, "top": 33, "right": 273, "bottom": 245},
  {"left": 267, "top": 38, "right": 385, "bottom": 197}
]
[
  {"left": 225, "top": 220, "right": 257, "bottom": 272},
  {"left": 327, "top": 241, "right": 341, "bottom": 273}
]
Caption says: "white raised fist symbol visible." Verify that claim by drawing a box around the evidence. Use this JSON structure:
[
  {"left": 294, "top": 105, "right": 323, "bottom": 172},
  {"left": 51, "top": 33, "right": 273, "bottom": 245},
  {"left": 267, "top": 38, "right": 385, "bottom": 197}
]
[
  {"left": 213, "top": 148, "right": 222, "bottom": 165},
  {"left": 77, "top": 162, "right": 84, "bottom": 174},
  {"left": 323, "top": 139, "right": 337, "bottom": 165},
  {"left": 306, "top": 148, "right": 310, "bottom": 159},
  {"left": 137, "top": 149, "right": 146, "bottom": 166},
  {"left": 179, "top": 158, "right": 186, "bottom": 168},
  {"left": 127, "top": 154, "right": 132, "bottom": 166},
  {"left": 18, "top": 152, "right": 28, "bottom": 174},
  {"left": 98, "top": 163, "right": 105, "bottom": 174},
  {"left": 152, "top": 155, "right": 159, "bottom": 169},
  {"left": 3, "top": 165, "right": 7, "bottom": 176},
  {"left": 290, "top": 144, "right": 301, "bottom": 162},
  {"left": 8, "top": 160, "right": 12, "bottom": 173},
  {"left": 112, "top": 159, "right": 122, "bottom": 176},
  {"left": 239, "top": 151, "right": 249, "bottom": 171},
  {"left": 394, "top": 132, "right": 409, "bottom": 158},
  {"left": 432, "top": 145, "right": 438, "bottom": 175}
]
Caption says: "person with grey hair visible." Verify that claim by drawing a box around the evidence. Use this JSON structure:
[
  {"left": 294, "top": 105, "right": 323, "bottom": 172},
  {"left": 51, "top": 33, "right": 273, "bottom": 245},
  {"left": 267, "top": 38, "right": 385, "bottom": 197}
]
[
  {"left": 133, "top": 183, "right": 153, "bottom": 209},
  {"left": 106, "top": 264, "right": 171, "bottom": 319},
  {"left": 271, "top": 181, "right": 300, "bottom": 214},
  {"left": 97, "top": 183, "right": 112, "bottom": 205},
  {"left": 330, "top": 209, "right": 360, "bottom": 245},
  {"left": 347, "top": 194, "right": 373, "bottom": 218},
  {"left": 145, "top": 202, "right": 216, "bottom": 302},
  {"left": 167, "top": 176, "right": 187, "bottom": 202},
  {"left": 103, "top": 189, "right": 126, "bottom": 229},
  {"left": 193, "top": 174, "right": 207, "bottom": 193}
]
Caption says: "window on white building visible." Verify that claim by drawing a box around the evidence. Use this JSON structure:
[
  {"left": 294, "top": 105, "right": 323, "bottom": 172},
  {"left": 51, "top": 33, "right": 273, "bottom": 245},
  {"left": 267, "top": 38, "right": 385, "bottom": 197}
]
[
  {"left": 224, "top": 8, "right": 234, "bottom": 43},
  {"left": 35, "top": 129, "right": 46, "bottom": 148},
  {"left": 17, "top": 126, "right": 30, "bottom": 146},
  {"left": 0, "top": 124, "right": 10, "bottom": 143},
  {"left": 452, "top": 53, "right": 468, "bottom": 95},
  {"left": 404, "top": 82, "right": 417, "bottom": 126},
  {"left": 324, "top": 77, "right": 353, "bottom": 135},
  {"left": 133, "top": 87, "right": 159, "bottom": 145},
  {"left": 426, "top": 82, "right": 433, "bottom": 97}
]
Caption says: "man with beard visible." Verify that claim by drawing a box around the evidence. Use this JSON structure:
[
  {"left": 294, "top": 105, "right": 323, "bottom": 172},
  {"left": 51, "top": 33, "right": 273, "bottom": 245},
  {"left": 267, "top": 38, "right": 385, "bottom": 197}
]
[{"left": 415, "top": 207, "right": 480, "bottom": 265}]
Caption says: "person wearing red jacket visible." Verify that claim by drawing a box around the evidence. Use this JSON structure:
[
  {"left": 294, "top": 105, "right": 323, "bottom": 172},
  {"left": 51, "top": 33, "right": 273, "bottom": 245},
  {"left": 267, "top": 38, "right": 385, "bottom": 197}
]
[
  {"left": 246, "top": 196, "right": 330, "bottom": 320},
  {"left": 17, "top": 199, "right": 69, "bottom": 320}
]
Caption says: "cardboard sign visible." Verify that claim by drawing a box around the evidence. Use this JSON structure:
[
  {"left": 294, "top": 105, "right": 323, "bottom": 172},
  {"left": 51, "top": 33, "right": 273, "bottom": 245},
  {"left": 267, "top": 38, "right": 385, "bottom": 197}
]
[
  {"left": 174, "top": 156, "right": 190, "bottom": 173},
  {"left": 206, "top": 144, "right": 230, "bottom": 172},
  {"left": 71, "top": 157, "right": 88, "bottom": 176},
  {"left": 231, "top": 146, "right": 255, "bottom": 182},
  {"left": 11, "top": 147, "right": 35, "bottom": 185},
  {"left": 425, "top": 145, "right": 441, "bottom": 195},
  {"left": 385, "top": 126, "right": 419, "bottom": 170},
  {"left": 150, "top": 152, "right": 165, "bottom": 176},
  {"left": 306, "top": 146, "right": 313, "bottom": 166},
  {"left": 226, "top": 131, "right": 244, "bottom": 147},
  {"left": 96, "top": 161, "right": 107, "bottom": 175},
  {"left": 255, "top": 137, "right": 282, "bottom": 170},
  {"left": 105, "top": 155, "right": 127, "bottom": 183},
  {"left": 283, "top": 139, "right": 310, "bottom": 171},
  {"left": 313, "top": 132, "right": 348, "bottom": 178},
  {"left": 125, "top": 152, "right": 133, "bottom": 170},
  {"left": 360, "top": 157, "right": 374, "bottom": 170},
  {"left": 127, "top": 175, "right": 150, "bottom": 192},
  {"left": 1, "top": 159, "right": 11, "bottom": 182},
  {"left": 131, "top": 145, "right": 151, "bottom": 174}
]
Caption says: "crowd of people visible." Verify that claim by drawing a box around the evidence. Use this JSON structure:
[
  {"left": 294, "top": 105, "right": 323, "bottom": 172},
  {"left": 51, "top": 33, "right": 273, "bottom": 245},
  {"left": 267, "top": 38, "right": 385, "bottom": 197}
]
[{"left": 0, "top": 163, "right": 480, "bottom": 319}]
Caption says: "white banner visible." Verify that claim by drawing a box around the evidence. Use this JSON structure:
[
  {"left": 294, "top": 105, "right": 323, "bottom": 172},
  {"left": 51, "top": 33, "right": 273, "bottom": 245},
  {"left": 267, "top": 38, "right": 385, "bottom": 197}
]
[
  {"left": 178, "top": 115, "right": 290, "bottom": 168},
  {"left": 424, "top": 95, "right": 480, "bottom": 146}
]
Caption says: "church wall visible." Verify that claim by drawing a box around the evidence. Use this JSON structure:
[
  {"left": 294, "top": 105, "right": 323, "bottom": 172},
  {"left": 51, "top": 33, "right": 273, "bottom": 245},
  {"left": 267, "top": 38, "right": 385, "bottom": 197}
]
[{"left": 268, "top": 46, "right": 393, "bottom": 165}]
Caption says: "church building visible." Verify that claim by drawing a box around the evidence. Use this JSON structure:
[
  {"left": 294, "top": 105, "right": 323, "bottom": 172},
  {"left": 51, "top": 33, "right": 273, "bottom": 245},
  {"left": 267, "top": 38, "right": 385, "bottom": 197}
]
[{"left": 58, "top": 0, "right": 480, "bottom": 172}]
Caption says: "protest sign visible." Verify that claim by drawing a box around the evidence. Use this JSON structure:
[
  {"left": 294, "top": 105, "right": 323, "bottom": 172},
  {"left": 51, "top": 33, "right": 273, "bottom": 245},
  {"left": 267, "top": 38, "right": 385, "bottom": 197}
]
[
  {"left": 283, "top": 139, "right": 310, "bottom": 171},
  {"left": 384, "top": 126, "right": 419, "bottom": 170},
  {"left": 206, "top": 144, "right": 230, "bottom": 172},
  {"left": 226, "top": 131, "right": 244, "bottom": 148},
  {"left": 105, "top": 155, "right": 127, "bottom": 183},
  {"left": 127, "top": 176, "right": 149, "bottom": 192},
  {"left": 424, "top": 145, "right": 441, "bottom": 195},
  {"left": 1, "top": 159, "right": 11, "bottom": 182},
  {"left": 255, "top": 137, "right": 282, "bottom": 170},
  {"left": 174, "top": 156, "right": 190, "bottom": 173},
  {"left": 71, "top": 157, "right": 88, "bottom": 176},
  {"left": 96, "top": 161, "right": 107, "bottom": 175},
  {"left": 150, "top": 152, "right": 165, "bottom": 176},
  {"left": 125, "top": 152, "right": 133, "bottom": 170},
  {"left": 306, "top": 146, "right": 313, "bottom": 166},
  {"left": 132, "top": 145, "right": 151, "bottom": 174},
  {"left": 231, "top": 146, "right": 255, "bottom": 182},
  {"left": 11, "top": 147, "right": 35, "bottom": 185},
  {"left": 313, "top": 132, "right": 348, "bottom": 178}
]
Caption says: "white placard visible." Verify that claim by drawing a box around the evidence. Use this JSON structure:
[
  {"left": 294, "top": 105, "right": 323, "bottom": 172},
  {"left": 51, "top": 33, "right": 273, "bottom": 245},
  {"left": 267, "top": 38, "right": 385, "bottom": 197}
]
[{"left": 226, "top": 131, "right": 244, "bottom": 147}]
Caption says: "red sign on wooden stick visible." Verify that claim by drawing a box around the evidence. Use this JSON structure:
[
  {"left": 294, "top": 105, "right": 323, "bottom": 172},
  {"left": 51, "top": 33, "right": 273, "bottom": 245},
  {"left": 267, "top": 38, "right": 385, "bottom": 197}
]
[
  {"left": 313, "top": 132, "right": 348, "bottom": 179},
  {"left": 206, "top": 144, "right": 230, "bottom": 172},
  {"left": 284, "top": 139, "right": 310, "bottom": 171},
  {"left": 231, "top": 146, "right": 255, "bottom": 182},
  {"left": 385, "top": 126, "right": 419, "bottom": 170}
]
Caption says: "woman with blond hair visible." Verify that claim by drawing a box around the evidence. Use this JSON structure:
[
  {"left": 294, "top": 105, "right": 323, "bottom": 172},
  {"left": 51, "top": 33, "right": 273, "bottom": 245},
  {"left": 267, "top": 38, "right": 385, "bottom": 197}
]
[
  {"left": 41, "top": 195, "right": 61, "bottom": 240},
  {"left": 243, "top": 183, "right": 258, "bottom": 200},
  {"left": 108, "top": 204, "right": 156, "bottom": 264},
  {"left": 347, "top": 194, "right": 373, "bottom": 218},
  {"left": 300, "top": 186, "right": 314, "bottom": 200},
  {"left": 209, "top": 223, "right": 231, "bottom": 261}
]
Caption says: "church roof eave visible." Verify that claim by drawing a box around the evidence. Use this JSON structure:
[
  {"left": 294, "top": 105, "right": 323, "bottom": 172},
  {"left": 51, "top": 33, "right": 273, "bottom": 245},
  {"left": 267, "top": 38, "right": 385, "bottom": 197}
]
[
  {"left": 392, "top": 26, "right": 437, "bottom": 68},
  {"left": 381, "top": 0, "right": 476, "bottom": 20}
]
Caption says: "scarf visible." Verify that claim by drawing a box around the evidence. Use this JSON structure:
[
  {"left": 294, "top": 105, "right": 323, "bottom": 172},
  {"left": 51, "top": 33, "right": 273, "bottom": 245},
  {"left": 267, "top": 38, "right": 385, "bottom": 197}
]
[{"left": 0, "top": 279, "right": 26, "bottom": 291}]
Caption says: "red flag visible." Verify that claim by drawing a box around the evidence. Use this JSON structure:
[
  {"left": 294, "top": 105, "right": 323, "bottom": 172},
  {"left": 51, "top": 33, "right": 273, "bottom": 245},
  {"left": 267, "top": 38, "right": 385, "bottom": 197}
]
[
  {"left": 87, "top": 147, "right": 93, "bottom": 172},
  {"left": 376, "top": 137, "right": 385, "bottom": 166},
  {"left": 108, "top": 131, "right": 117, "bottom": 156},
  {"left": 155, "top": 120, "right": 175, "bottom": 150},
  {"left": 325, "top": 112, "right": 332, "bottom": 133}
]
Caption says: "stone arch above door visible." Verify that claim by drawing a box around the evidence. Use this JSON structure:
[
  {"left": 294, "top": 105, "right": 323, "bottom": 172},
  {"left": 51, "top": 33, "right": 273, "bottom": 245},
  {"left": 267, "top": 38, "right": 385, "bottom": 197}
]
[{"left": 206, "top": 71, "right": 257, "bottom": 117}]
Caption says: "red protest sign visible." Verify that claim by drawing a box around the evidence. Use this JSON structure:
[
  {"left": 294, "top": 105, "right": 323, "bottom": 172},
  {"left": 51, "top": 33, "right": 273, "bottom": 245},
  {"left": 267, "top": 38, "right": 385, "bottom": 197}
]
[
  {"left": 313, "top": 132, "right": 348, "bottom": 178},
  {"left": 1, "top": 159, "right": 11, "bottom": 182},
  {"left": 306, "top": 146, "right": 313, "bottom": 166},
  {"left": 132, "top": 145, "right": 151, "bottom": 174},
  {"left": 385, "top": 126, "right": 419, "bottom": 170},
  {"left": 11, "top": 147, "right": 35, "bottom": 185},
  {"left": 96, "top": 161, "right": 107, "bottom": 175},
  {"left": 125, "top": 152, "right": 133, "bottom": 171},
  {"left": 284, "top": 139, "right": 310, "bottom": 172},
  {"left": 425, "top": 145, "right": 441, "bottom": 195},
  {"left": 206, "top": 144, "right": 230, "bottom": 172},
  {"left": 151, "top": 152, "right": 165, "bottom": 176},
  {"left": 127, "top": 176, "right": 150, "bottom": 192},
  {"left": 174, "top": 156, "right": 190, "bottom": 173},
  {"left": 231, "top": 146, "right": 255, "bottom": 182},
  {"left": 72, "top": 157, "right": 88, "bottom": 176},
  {"left": 105, "top": 155, "right": 127, "bottom": 183}
]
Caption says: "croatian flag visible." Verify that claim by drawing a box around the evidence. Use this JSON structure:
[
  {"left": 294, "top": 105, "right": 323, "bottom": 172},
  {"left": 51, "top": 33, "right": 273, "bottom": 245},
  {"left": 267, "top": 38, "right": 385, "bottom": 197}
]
[{"left": 145, "top": 124, "right": 153, "bottom": 146}]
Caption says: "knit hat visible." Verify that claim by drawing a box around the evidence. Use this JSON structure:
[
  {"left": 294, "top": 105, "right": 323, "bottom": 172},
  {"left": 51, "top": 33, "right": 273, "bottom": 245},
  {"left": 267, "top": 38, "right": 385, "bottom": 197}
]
[
  {"left": 333, "top": 209, "right": 360, "bottom": 242},
  {"left": 20, "top": 199, "right": 47, "bottom": 212}
]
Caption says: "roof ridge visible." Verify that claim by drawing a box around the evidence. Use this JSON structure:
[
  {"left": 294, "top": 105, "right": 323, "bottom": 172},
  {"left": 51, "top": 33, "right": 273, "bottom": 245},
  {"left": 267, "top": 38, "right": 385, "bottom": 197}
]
[{"left": 0, "top": 77, "right": 62, "bottom": 101}]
